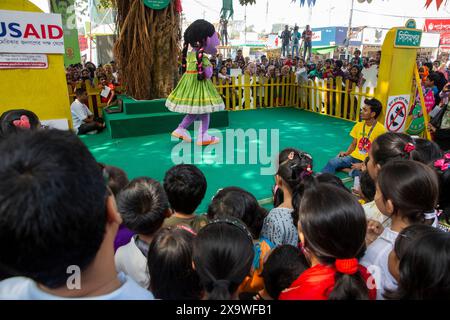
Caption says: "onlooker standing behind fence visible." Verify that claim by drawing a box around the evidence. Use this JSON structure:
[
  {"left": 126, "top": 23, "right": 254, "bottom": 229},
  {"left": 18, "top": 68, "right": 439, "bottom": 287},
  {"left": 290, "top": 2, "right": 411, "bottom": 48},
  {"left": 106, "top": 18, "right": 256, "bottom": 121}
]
[
  {"left": 281, "top": 25, "right": 292, "bottom": 58},
  {"left": 302, "top": 25, "right": 313, "bottom": 62}
]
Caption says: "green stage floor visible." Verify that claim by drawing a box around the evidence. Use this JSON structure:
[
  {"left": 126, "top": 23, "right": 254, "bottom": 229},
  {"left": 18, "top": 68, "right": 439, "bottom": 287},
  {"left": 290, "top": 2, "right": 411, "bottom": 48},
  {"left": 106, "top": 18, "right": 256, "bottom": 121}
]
[{"left": 80, "top": 107, "right": 354, "bottom": 213}]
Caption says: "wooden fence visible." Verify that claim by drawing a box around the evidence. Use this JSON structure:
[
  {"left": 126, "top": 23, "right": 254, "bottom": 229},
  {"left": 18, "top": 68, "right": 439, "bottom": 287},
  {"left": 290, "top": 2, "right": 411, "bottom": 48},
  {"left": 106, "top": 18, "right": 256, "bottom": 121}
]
[{"left": 67, "top": 75, "right": 375, "bottom": 122}]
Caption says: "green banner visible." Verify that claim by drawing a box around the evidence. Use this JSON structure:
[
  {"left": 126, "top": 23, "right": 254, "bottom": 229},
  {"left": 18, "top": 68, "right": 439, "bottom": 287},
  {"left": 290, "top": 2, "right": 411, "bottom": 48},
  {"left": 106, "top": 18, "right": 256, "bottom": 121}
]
[
  {"left": 143, "top": 0, "right": 171, "bottom": 10},
  {"left": 394, "top": 29, "right": 422, "bottom": 48},
  {"left": 50, "top": 0, "right": 81, "bottom": 66}
]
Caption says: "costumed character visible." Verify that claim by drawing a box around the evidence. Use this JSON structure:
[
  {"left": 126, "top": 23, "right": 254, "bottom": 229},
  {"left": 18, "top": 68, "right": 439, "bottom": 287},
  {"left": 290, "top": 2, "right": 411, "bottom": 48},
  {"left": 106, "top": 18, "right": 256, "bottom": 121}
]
[{"left": 166, "top": 19, "right": 225, "bottom": 146}]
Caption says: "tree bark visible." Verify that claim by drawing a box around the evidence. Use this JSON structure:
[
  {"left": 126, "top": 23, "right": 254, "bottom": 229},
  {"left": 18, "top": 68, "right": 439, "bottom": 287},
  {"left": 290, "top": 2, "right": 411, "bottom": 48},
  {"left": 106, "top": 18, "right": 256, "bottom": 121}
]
[{"left": 114, "top": 0, "right": 181, "bottom": 100}]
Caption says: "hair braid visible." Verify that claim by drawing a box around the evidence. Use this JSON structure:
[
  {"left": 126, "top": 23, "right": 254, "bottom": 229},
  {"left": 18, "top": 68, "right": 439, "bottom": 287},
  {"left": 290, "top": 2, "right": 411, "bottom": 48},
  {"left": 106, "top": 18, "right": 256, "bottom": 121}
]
[
  {"left": 181, "top": 42, "right": 189, "bottom": 74},
  {"left": 197, "top": 46, "right": 205, "bottom": 81}
]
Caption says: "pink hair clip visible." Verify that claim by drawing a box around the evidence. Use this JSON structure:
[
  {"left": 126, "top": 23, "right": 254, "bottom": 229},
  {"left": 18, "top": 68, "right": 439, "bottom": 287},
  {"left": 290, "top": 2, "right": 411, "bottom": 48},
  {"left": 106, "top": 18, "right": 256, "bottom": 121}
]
[
  {"left": 404, "top": 143, "right": 415, "bottom": 153},
  {"left": 13, "top": 115, "right": 31, "bottom": 129},
  {"left": 434, "top": 158, "right": 450, "bottom": 172}
]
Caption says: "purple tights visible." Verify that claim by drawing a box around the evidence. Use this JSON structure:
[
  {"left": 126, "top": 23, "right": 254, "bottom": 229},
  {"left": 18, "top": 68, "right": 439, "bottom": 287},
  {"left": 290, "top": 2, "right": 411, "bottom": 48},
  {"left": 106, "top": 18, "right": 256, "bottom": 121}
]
[{"left": 178, "top": 114, "right": 210, "bottom": 136}]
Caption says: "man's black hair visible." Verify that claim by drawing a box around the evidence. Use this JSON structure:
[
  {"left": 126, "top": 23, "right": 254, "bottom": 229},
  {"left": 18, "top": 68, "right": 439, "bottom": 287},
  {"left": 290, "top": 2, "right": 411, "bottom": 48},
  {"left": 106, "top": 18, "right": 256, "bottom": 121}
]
[
  {"left": 364, "top": 98, "right": 383, "bottom": 119},
  {"left": 0, "top": 129, "right": 107, "bottom": 288},
  {"left": 163, "top": 164, "right": 207, "bottom": 215}
]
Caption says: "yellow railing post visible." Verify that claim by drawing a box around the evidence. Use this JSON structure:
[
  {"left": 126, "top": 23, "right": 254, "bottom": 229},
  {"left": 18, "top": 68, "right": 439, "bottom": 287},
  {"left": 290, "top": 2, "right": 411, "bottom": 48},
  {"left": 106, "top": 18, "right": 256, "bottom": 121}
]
[
  {"left": 244, "top": 74, "right": 251, "bottom": 109},
  {"left": 231, "top": 76, "right": 237, "bottom": 111},
  {"left": 237, "top": 75, "right": 243, "bottom": 110},
  {"left": 343, "top": 79, "right": 350, "bottom": 120},
  {"left": 336, "top": 77, "right": 343, "bottom": 118},
  {"left": 329, "top": 78, "right": 334, "bottom": 116},
  {"left": 252, "top": 75, "right": 258, "bottom": 110}
]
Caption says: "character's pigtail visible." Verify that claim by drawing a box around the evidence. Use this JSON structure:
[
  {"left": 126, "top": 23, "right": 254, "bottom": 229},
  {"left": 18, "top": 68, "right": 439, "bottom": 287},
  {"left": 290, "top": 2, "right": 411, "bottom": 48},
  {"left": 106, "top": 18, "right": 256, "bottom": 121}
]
[
  {"left": 181, "top": 42, "right": 189, "bottom": 74},
  {"left": 197, "top": 46, "right": 206, "bottom": 81}
]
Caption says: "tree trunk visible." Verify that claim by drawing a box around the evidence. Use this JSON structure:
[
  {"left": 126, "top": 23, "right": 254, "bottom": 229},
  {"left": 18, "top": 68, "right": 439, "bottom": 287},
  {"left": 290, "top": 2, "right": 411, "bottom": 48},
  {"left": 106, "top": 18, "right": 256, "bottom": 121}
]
[{"left": 114, "top": 0, "right": 181, "bottom": 100}]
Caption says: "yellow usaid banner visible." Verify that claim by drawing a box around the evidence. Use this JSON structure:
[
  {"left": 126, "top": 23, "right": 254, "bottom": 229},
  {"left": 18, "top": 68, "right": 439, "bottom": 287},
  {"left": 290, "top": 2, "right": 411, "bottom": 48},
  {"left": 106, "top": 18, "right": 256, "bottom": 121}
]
[{"left": 394, "top": 28, "right": 422, "bottom": 48}]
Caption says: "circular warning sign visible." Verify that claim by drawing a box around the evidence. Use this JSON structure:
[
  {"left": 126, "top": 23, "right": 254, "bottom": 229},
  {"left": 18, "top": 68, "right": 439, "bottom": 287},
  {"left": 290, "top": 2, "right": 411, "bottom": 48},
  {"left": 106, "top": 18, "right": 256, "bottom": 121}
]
[{"left": 385, "top": 96, "right": 409, "bottom": 133}]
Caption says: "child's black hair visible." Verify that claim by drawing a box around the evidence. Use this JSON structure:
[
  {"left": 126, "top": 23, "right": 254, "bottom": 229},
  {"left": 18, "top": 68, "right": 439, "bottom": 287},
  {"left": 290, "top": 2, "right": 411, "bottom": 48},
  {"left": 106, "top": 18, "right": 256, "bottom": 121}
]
[
  {"left": 275, "top": 148, "right": 313, "bottom": 226},
  {"left": 299, "top": 183, "right": 369, "bottom": 300},
  {"left": 392, "top": 224, "right": 435, "bottom": 263},
  {"left": 117, "top": 177, "right": 169, "bottom": 236},
  {"left": 147, "top": 227, "right": 202, "bottom": 300},
  {"left": 0, "top": 109, "right": 40, "bottom": 139},
  {"left": 433, "top": 153, "right": 450, "bottom": 225},
  {"left": 182, "top": 19, "right": 216, "bottom": 80},
  {"left": 360, "top": 171, "right": 376, "bottom": 202},
  {"left": 75, "top": 88, "right": 87, "bottom": 97},
  {"left": 315, "top": 173, "right": 350, "bottom": 193},
  {"left": 163, "top": 164, "right": 207, "bottom": 215},
  {"left": 423, "top": 62, "right": 433, "bottom": 71},
  {"left": 334, "top": 60, "right": 343, "bottom": 69},
  {"left": 427, "top": 72, "right": 440, "bottom": 85},
  {"left": 413, "top": 138, "right": 443, "bottom": 165},
  {"left": 0, "top": 130, "right": 107, "bottom": 288},
  {"left": 371, "top": 132, "right": 419, "bottom": 167},
  {"left": 274, "top": 148, "right": 301, "bottom": 207},
  {"left": 377, "top": 160, "right": 439, "bottom": 225},
  {"left": 98, "top": 163, "right": 129, "bottom": 197},
  {"left": 261, "top": 245, "right": 309, "bottom": 299},
  {"left": 192, "top": 219, "right": 254, "bottom": 300},
  {"left": 385, "top": 226, "right": 450, "bottom": 300},
  {"left": 207, "top": 187, "right": 267, "bottom": 239}
]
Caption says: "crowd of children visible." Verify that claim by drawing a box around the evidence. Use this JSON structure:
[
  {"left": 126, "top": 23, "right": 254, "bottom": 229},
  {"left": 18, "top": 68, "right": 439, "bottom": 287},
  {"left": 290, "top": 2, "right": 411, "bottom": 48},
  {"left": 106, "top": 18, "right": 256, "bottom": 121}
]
[{"left": 0, "top": 102, "right": 449, "bottom": 300}]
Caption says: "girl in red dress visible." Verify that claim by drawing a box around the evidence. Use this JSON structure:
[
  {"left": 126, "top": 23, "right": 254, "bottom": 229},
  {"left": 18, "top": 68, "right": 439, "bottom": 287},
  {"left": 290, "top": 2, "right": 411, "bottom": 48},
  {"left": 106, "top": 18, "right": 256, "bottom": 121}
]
[{"left": 279, "top": 180, "right": 377, "bottom": 300}]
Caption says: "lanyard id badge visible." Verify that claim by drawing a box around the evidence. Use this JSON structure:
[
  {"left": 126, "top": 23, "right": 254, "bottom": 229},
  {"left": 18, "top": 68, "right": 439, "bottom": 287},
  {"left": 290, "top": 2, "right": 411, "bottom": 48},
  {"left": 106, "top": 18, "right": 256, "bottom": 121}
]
[{"left": 358, "top": 123, "right": 376, "bottom": 155}]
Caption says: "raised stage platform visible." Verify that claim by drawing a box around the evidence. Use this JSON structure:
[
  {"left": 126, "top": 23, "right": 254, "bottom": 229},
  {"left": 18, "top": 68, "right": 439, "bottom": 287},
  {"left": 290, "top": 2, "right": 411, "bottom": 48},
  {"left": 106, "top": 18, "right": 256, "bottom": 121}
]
[
  {"left": 83, "top": 108, "right": 354, "bottom": 212},
  {"left": 103, "top": 97, "right": 229, "bottom": 139}
]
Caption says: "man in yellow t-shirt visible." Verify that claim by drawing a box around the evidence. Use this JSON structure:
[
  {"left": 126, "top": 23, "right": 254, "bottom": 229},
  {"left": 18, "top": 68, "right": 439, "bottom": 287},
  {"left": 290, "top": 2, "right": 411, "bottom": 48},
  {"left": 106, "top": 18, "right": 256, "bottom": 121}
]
[{"left": 322, "top": 98, "right": 386, "bottom": 177}]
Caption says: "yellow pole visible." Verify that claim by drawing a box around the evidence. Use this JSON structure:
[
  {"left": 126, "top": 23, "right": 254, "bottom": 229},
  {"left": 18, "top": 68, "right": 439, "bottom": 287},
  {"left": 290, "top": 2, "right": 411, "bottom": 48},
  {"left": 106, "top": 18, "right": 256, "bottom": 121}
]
[{"left": 413, "top": 65, "right": 432, "bottom": 141}]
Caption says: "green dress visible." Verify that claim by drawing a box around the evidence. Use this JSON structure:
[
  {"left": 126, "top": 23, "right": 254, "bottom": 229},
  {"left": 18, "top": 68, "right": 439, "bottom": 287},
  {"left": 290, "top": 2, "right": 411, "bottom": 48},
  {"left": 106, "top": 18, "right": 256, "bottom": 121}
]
[{"left": 166, "top": 52, "right": 225, "bottom": 114}]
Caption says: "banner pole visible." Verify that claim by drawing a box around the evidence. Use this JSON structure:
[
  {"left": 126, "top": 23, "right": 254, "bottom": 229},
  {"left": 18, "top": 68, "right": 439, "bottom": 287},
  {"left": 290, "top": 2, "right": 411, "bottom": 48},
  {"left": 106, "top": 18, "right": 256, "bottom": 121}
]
[{"left": 413, "top": 64, "right": 432, "bottom": 141}]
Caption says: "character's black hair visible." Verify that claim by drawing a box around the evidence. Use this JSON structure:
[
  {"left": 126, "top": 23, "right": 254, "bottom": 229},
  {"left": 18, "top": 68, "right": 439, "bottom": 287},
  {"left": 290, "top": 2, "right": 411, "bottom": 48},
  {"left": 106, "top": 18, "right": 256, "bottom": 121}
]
[{"left": 182, "top": 19, "right": 216, "bottom": 81}]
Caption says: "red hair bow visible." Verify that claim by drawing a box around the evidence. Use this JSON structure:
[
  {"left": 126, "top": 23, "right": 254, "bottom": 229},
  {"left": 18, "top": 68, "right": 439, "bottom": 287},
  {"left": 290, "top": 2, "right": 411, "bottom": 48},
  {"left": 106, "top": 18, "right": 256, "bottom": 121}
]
[
  {"left": 13, "top": 115, "right": 31, "bottom": 129},
  {"left": 404, "top": 143, "right": 415, "bottom": 153},
  {"left": 174, "top": 0, "right": 182, "bottom": 13},
  {"left": 335, "top": 258, "right": 358, "bottom": 275},
  {"left": 434, "top": 153, "right": 450, "bottom": 172}
]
